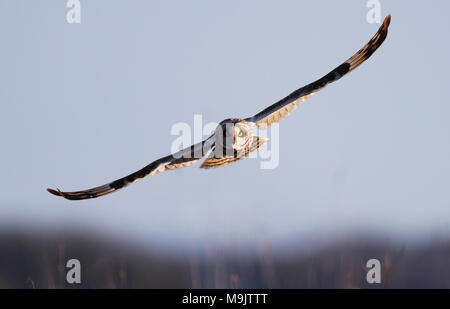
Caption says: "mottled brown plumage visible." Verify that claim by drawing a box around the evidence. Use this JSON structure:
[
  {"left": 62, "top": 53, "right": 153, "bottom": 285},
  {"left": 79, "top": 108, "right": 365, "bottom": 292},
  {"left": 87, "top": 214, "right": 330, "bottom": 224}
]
[{"left": 200, "top": 136, "right": 268, "bottom": 169}]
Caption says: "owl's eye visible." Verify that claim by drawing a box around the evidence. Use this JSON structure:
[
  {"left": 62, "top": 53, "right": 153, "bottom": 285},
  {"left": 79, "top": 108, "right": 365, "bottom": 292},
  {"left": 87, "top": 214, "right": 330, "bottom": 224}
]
[{"left": 238, "top": 130, "right": 244, "bottom": 137}]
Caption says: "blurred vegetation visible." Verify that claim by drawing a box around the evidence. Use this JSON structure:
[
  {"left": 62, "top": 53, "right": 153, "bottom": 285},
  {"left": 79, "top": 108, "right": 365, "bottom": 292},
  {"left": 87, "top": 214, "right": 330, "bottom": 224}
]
[{"left": 0, "top": 228, "right": 449, "bottom": 288}]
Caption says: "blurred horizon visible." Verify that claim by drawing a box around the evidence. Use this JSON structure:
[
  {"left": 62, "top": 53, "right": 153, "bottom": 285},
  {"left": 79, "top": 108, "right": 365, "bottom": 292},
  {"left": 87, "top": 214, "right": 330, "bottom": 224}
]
[{"left": 2, "top": 226, "right": 450, "bottom": 288}]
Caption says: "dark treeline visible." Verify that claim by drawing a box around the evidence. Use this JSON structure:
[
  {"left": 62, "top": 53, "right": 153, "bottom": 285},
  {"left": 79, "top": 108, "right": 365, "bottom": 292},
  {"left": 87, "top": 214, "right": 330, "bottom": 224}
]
[{"left": 0, "top": 229, "right": 449, "bottom": 288}]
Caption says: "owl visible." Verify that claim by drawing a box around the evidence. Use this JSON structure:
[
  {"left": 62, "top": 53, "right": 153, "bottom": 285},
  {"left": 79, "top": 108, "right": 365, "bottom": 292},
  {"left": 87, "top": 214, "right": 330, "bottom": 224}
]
[{"left": 48, "top": 15, "right": 391, "bottom": 200}]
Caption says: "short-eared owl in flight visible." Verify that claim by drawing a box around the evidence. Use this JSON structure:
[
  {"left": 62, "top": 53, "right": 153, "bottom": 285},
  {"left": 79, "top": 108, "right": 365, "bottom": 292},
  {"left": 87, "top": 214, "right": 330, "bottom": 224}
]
[{"left": 48, "top": 15, "right": 391, "bottom": 200}]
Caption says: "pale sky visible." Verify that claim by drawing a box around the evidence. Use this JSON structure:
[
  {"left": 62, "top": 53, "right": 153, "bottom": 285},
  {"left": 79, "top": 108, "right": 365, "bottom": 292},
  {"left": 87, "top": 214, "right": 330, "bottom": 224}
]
[{"left": 1, "top": 1, "right": 450, "bottom": 253}]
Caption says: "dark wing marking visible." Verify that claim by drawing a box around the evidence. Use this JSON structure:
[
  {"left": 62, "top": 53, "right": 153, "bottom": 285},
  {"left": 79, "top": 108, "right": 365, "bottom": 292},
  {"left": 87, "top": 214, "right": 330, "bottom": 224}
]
[
  {"left": 246, "top": 14, "right": 391, "bottom": 129},
  {"left": 47, "top": 138, "right": 214, "bottom": 200},
  {"left": 199, "top": 136, "right": 268, "bottom": 169}
]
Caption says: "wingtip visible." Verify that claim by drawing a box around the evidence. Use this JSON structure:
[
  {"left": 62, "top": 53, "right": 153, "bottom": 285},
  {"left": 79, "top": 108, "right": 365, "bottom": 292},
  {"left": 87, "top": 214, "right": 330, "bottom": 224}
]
[
  {"left": 47, "top": 188, "right": 62, "bottom": 196},
  {"left": 385, "top": 14, "right": 391, "bottom": 26}
]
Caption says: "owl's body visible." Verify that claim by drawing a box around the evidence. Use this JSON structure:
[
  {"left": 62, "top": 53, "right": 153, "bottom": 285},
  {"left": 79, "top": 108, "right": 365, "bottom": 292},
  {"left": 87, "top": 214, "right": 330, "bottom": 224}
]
[
  {"left": 200, "top": 118, "right": 267, "bottom": 169},
  {"left": 47, "top": 15, "right": 391, "bottom": 200}
]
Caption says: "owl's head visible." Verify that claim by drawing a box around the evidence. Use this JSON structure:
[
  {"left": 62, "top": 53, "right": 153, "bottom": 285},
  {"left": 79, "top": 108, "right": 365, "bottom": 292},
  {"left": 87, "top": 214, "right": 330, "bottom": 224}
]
[
  {"left": 215, "top": 119, "right": 253, "bottom": 153},
  {"left": 232, "top": 122, "right": 252, "bottom": 150}
]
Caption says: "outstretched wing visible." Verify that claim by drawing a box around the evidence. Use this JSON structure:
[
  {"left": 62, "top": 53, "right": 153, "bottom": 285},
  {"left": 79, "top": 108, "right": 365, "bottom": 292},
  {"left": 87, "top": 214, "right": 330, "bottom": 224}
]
[
  {"left": 47, "top": 137, "right": 214, "bottom": 200},
  {"left": 246, "top": 14, "right": 391, "bottom": 129}
]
